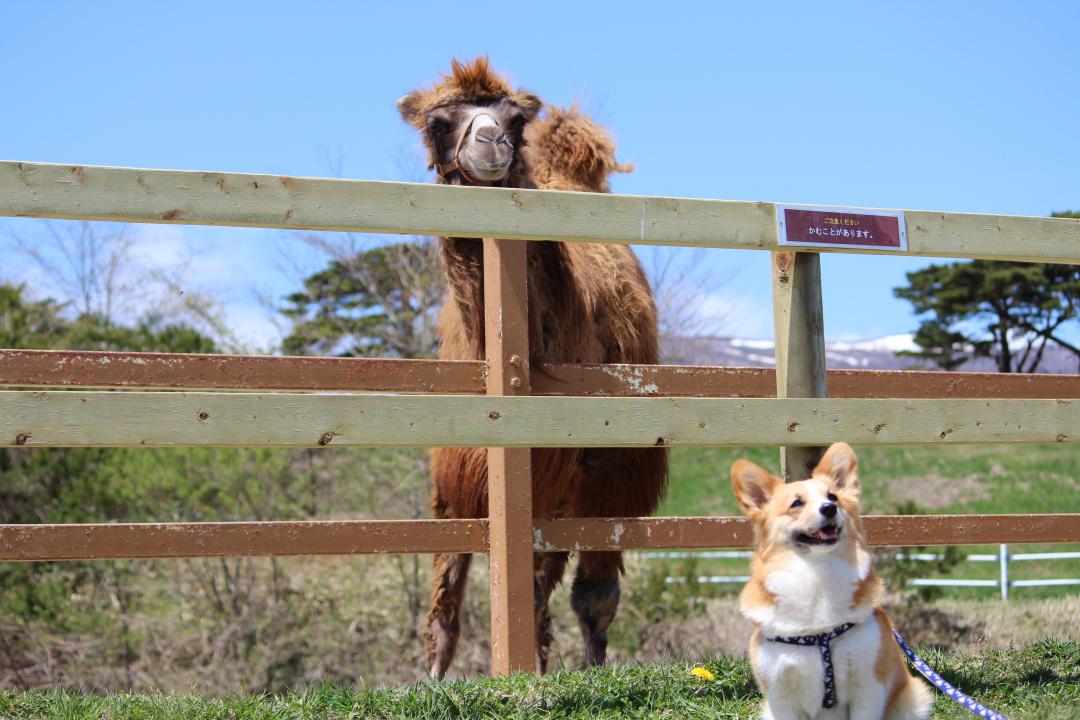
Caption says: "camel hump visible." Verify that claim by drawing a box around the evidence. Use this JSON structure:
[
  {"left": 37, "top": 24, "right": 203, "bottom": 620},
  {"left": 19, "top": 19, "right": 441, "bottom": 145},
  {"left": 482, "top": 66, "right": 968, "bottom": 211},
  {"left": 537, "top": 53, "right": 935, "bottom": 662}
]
[{"left": 524, "top": 105, "right": 633, "bottom": 193}]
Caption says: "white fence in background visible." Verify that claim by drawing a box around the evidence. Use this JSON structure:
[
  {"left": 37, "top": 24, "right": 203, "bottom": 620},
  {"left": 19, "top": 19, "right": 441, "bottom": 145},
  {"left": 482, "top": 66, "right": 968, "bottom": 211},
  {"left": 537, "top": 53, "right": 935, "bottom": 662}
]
[{"left": 645, "top": 546, "right": 1080, "bottom": 601}]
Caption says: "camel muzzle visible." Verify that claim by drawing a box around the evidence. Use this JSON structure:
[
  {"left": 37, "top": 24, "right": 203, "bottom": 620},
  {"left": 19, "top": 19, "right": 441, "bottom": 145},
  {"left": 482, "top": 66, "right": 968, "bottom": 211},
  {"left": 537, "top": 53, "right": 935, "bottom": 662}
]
[{"left": 437, "top": 112, "right": 514, "bottom": 186}]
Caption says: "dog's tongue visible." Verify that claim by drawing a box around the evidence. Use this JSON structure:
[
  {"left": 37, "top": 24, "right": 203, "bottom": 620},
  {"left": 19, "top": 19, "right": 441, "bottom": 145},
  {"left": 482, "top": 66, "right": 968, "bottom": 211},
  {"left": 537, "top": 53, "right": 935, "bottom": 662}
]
[{"left": 813, "top": 525, "right": 839, "bottom": 540}]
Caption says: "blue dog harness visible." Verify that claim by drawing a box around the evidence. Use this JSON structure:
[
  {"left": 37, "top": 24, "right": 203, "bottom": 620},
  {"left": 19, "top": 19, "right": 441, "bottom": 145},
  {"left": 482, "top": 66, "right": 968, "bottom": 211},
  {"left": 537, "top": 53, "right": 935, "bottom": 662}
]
[
  {"left": 767, "top": 621, "right": 1010, "bottom": 718},
  {"left": 767, "top": 622, "right": 857, "bottom": 709}
]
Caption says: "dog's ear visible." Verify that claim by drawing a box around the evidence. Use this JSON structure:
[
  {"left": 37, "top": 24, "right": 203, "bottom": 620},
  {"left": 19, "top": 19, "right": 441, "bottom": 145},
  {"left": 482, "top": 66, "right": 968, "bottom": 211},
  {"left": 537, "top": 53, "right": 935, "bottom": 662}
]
[
  {"left": 732, "top": 460, "right": 780, "bottom": 514},
  {"left": 813, "top": 442, "right": 860, "bottom": 495}
]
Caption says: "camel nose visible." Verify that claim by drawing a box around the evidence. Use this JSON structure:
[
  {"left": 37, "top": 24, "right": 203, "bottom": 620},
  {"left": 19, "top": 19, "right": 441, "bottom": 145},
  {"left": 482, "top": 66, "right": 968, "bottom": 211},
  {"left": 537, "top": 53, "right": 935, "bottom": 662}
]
[
  {"left": 820, "top": 502, "right": 838, "bottom": 518},
  {"left": 475, "top": 125, "right": 507, "bottom": 145}
]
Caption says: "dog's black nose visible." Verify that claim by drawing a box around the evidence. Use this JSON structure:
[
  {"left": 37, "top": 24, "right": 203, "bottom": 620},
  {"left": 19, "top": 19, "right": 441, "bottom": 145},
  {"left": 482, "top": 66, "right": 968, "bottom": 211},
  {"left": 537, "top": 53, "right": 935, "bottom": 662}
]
[{"left": 820, "top": 502, "right": 838, "bottom": 518}]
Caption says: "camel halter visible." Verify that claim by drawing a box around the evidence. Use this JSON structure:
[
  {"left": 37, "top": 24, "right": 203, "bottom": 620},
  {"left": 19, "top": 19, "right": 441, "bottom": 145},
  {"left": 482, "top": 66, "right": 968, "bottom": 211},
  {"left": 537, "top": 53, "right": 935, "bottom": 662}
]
[{"left": 434, "top": 112, "right": 512, "bottom": 187}]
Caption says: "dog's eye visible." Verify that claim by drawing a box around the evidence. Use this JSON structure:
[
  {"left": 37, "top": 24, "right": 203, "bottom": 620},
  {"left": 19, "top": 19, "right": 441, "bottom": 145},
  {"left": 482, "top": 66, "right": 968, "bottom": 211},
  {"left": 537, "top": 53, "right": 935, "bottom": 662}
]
[
  {"left": 790, "top": 497, "right": 804, "bottom": 509},
  {"left": 827, "top": 493, "right": 838, "bottom": 502}
]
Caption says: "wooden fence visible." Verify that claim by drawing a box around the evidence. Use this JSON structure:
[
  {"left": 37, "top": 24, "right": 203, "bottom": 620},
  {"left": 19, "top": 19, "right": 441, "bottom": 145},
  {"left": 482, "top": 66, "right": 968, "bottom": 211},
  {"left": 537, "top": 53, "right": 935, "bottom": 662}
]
[{"left": 1, "top": 160, "right": 1079, "bottom": 675}]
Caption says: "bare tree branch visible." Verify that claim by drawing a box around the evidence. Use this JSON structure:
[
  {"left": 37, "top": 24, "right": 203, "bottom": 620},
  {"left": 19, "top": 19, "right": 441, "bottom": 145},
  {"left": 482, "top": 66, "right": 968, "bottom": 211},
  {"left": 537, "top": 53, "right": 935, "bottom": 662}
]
[
  {"left": 644, "top": 247, "right": 737, "bottom": 362},
  {"left": 10, "top": 221, "right": 140, "bottom": 322},
  {"left": 5, "top": 220, "right": 240, "bottom": 349}
]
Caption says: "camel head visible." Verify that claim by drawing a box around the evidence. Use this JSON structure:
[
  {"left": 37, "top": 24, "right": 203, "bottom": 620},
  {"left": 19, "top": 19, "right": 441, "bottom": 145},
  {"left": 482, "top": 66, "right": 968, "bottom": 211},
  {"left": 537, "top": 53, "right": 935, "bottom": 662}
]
[{"left": 398, "top": 57, "right": 541, "bottom": 186}]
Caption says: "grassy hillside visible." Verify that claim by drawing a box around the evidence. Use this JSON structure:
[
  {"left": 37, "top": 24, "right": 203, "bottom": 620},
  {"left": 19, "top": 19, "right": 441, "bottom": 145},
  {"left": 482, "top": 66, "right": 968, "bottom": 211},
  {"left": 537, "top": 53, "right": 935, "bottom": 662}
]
[
  {"left": 3, "top": 641, "right": 1077, "bottom": 719},
  {"left": 659, "top": 443, "right": 1080, "bottom": 600},
  {"left": 662, "top": 443, "right": 1080, "bottom": 517}
]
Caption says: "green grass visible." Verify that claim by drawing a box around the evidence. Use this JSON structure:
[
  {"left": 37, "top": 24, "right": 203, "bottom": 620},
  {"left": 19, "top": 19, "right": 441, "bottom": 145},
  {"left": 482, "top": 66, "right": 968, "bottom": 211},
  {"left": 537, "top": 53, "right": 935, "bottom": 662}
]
[
  {"left": 661, "top": 443, "right": 1080, "bottom": 517},
  {"left": 2, "top": 641, "right": 1076, "bottom": 719}
]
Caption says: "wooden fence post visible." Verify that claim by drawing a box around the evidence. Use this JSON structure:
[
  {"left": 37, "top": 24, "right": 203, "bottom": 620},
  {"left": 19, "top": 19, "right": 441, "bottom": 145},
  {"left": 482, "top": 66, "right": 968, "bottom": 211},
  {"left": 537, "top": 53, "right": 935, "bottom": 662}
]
[
  {"left": 483, "top": 237, "right": 537, "bottom": 674},
  {"left": 772, "top": 250, "right": 828, "bottom": 481}
]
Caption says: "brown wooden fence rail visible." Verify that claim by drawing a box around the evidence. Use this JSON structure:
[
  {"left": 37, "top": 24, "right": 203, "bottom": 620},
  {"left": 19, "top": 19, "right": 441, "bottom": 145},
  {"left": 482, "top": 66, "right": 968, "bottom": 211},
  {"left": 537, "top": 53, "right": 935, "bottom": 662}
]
[{"left": 2, "top": 160, "right": 1079, "bottom": 676}]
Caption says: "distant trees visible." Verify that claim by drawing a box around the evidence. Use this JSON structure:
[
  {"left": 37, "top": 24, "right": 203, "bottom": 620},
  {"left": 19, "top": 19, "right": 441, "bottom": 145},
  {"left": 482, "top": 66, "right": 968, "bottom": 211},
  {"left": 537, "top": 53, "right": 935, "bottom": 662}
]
[
  {"left": 0, "top": 284, "right": 66, "bottom": 349},
  {"left": 0, "top": 277, "right": 433, "bottom": 689},
  {"left": 281, "top": 236, "right": 443, "bottom": 359},
  {"left": 893, "top": 210, "right": 1080, "bottom": 373},
  {"left": 6, "top": 220, "right": 235, "bottom": 350},
  {"left": 1, "top": 220, "right": 445, "bottom": 688}
]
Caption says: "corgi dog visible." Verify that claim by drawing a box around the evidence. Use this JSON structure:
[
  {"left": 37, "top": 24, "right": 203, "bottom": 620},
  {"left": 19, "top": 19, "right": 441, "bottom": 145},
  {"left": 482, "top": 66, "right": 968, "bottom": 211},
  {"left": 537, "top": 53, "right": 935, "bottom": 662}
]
[{"left": 732, "top": 443, "right": 932, "bottom": 720}]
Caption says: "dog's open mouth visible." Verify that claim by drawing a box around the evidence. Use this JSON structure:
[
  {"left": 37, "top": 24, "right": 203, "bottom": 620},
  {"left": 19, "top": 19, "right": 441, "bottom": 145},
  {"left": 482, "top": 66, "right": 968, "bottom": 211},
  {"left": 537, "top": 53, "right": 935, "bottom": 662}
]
[{"left": 796, "top": 523, "right": 841, "bottom": 545}]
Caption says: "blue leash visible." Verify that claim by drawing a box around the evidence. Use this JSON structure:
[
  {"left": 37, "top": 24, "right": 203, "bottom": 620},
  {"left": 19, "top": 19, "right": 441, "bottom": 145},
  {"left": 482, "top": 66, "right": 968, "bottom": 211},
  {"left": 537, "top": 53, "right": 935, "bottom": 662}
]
[{"left": 892, "top": 629, "right": 1009, "bottom": 720}]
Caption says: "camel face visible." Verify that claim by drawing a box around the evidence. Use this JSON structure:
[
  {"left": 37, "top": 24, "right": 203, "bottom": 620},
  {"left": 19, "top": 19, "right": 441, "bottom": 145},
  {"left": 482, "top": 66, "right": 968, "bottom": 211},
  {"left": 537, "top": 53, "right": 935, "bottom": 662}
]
[
  {"left": 422, "top": 99, "right": 529, "bottom": 184},
  {"left": 397, "top": 57, "right": 541, "bottom": 187}
]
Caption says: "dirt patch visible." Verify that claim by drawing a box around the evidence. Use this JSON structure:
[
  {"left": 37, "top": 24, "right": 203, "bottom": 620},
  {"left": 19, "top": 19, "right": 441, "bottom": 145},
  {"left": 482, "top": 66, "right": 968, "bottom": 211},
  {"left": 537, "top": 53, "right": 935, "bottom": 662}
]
[
  {"left": 882, "top": 472, "right": 993, "bottom": 510},
  {"left": 607, "top": 599, "right": 753, "bottom": 663},
  {"left": 939, "top": 595, "right": 1080, "bottom": 653},
  {"left": 1049, "top": 473, "right": 1080, "bottom": 492},
  {"left": 887, "top": 601, "right": 982, "bottom": 649}
]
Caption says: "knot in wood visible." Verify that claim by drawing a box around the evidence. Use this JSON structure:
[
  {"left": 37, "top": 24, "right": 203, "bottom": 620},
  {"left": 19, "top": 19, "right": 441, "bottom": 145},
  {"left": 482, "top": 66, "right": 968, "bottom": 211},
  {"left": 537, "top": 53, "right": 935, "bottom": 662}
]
[{"left": 774, "top": 251, "right": 794, "bottom": 274}]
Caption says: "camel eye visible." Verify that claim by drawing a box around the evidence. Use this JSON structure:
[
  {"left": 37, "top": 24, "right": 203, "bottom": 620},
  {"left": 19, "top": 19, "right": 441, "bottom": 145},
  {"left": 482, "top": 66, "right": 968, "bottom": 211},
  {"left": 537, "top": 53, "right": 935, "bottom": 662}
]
[
  {"left": 505, "top": 109, "right": 527, "bottom": 134},
  {"left": 790, "top": 497, "right": 804, "bottom": 509},
  {"left": 426, "top": 114, "right": 452, "bottom": 137},
  {"left": 827, "top": 493, "right": 838, "bottom": 502}
]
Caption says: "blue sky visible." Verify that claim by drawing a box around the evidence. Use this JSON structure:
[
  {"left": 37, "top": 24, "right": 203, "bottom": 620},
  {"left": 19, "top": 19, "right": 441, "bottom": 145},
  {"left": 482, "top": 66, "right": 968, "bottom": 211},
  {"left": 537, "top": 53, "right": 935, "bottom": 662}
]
[{"left": 2, "top": 1, "right": 1078, "bottom": 349}]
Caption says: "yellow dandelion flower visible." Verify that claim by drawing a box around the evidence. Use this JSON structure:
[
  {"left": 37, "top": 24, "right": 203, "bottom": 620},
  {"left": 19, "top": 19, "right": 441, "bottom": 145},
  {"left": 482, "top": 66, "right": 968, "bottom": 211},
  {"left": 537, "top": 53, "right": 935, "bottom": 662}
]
[{"left": 690, "top": 666, "right": 716, "bottom": 681}]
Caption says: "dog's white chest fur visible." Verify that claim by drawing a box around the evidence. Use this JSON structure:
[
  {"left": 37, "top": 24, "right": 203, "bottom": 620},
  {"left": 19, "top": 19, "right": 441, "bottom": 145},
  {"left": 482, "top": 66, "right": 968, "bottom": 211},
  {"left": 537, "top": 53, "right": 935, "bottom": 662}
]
[{"left": 743, "top": 551, "right": 873, "bottom": 637}]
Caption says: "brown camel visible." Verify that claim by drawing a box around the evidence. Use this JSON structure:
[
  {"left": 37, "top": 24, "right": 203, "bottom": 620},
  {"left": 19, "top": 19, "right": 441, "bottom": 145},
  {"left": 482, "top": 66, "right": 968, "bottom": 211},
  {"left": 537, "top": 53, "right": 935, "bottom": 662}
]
[{"left": 398, "top": 58, "right": 667, "bottom": 677}]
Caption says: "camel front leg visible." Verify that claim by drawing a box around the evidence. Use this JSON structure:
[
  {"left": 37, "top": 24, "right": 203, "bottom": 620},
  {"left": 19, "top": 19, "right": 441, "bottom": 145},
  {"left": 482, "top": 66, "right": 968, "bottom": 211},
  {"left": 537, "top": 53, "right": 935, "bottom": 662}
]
[
  {"left": 570, "top": 551, "right": 621, "bottom": 667},
  {"left": 534, "top": 551, "right": 568, "bottom": 673},
  {"left": 424, "top": 552, "right": 472, "bottom": 679}
]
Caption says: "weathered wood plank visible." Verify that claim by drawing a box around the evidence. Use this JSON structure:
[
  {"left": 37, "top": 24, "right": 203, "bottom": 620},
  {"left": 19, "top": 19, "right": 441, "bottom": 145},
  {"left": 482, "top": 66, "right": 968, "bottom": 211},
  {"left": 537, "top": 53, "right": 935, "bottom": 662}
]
[
  {"left": 822, "top": 367, "right": 1080, "bottom": 400},
  {"left": 483, "top": 236, "right": 536, "bottom": 674},
  {"left": 534, "top": 514, "right": 1080, "bottom": 549},
  {"left": 0, "top": 520, "right": 488, "bottom": 561},
  {"left": 772, "top": 251, "right": 828, "bottom": 480},
  {"left": 3, "top": 514, "right": 1076, "bottom": 561},
  {"left": 533, "top": 517, "right": 751, "bottom": 551},
  {"left": 2, "top": 161, "right": 1077, "bottom": 263},
  {"left": 5, "top": 350, "right": 1078, "bottom": 400},
  {"left": 1, "top": 391, "right": 1076, "bottom": 448},
  {"left": 0, "top": 349, "right": 484, "bottom": 393},
  {"left": 534, "top": 363, "right": 776, "bottom": 397},
  {"left": 541, "top": 364, "right": 1080, "bottom": 399}
]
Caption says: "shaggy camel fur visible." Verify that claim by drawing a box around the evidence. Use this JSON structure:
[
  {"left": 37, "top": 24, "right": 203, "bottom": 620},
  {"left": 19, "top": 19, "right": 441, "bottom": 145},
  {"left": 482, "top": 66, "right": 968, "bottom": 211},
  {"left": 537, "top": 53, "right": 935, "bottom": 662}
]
[{"left": 398, "top": 58, "right": 667, "bottom": 677}]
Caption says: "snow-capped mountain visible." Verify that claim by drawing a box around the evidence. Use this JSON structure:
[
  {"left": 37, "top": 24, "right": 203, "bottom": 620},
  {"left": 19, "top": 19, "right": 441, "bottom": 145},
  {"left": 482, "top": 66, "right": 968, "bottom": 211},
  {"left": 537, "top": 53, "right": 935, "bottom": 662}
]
[{"left": 664, "top": 333, "right": 1077, "bottom": 373}]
